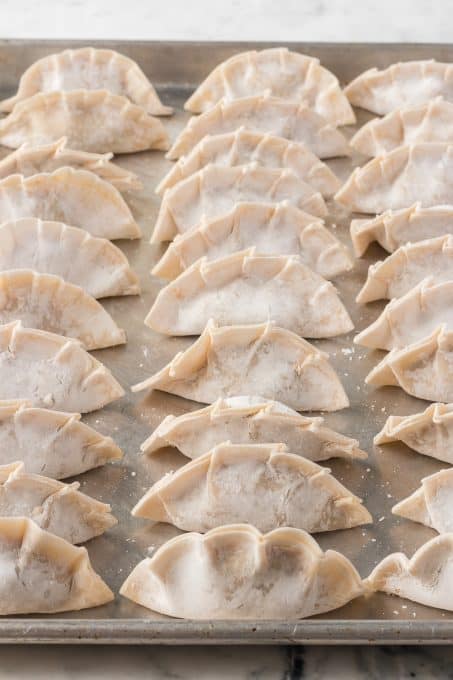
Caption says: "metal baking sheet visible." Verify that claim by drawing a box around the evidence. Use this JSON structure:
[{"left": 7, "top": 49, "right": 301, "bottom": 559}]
[{"left": 0, "top": 39, "right": 453, "bottom": 645}]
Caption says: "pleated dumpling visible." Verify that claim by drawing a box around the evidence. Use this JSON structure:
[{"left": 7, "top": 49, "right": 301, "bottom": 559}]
[
  {"left": 142, "top": 395, "right": 367, "bottom": 461},
  {"left": 0, "top": 219, "right": 139, "bottom": 298},
  {"left": 185, "top": 48, "right": 355, "bottom": 125},
  {"left": 392, "top": 468, "right": 453, "bottom": 534},
  {"left": 133, "top": 442, "right": 371, "bottom": 533},
  {"left": 0, "top": 461, "right": 116, "bottom": 543},
  {"left": 366, "top": 533, "right": 453, "bottom": 612},
  {"left": 0, "top": 399, "right": 122, "bottom": 479},
  {"left": 0, "top": 168, "right": 141, "bottom": 239},
  {"left": 356, "top": 236, "right": 453, "bottom": 304},
  {"left": 147, "top": 250, "right": 353, "bottom": 338},
  {"left": 0, "top": 517, "right": 113, "bottom": 614},
  {"left": 151, "top": 164, "right": 327, "bottom": 243},
  {"left": 345, "top": 60, "right": 453, "bottom": 115},
  {"left": 120, "top": 524, "right": 364, "bottom": 619},
  {"left": 0, "top": 320, "right": 124, "bottom": 412},
  {"left": 167, "top": 94, "right": 350, "bottom": 160},
  {"left": 336, "top": 144, "right": 453, "bottom": 213},
  {"left": 157, "top": 128, "right": 340, "bottom": 197},
  {"left": 375, "top": 403, "right": 453, "bottom": 464},
  {"left": 152, "top": 202, "right": 353, "bottom": 281},
  {"left": 0, "top": 90, "right": 169, "bottom": 154},
  {"left": 0, "top": 137, "right": 142, "bottom": 192},
  {"left": 132, "top": 320, "right": 349, "bottom": 412}
]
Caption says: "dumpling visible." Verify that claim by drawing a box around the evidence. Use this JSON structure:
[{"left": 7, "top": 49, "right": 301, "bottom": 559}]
[
  {"left": 185, "top": 48, "right": 355, "bottom": 125},
  {"left": 392, "top": 468, "right": 453, "bottom": 534},
  {"left": 151, "top": 164, "right": 327, "bottom": 244},
  {"left": 131, "top": 320, "right": 349, "bottom": 412},
  {"left": 335, "top": 143, "right": 453, "bottom": 213},
  {"left": 120, "top": 523, "right": 364, "bottom": 619},
  {"left": 0, "top": 399, "right": 122, "bottom": 479},
  {"left": 0, "top": 137, "right": 142, "bottom": 192},
  {"left": 366, "top": 327, "right": 453, "bottom": 403},
  {"left": 133, "top": 442, "right": 371, "bottom": 533},
  {"left": 152, "top": 202, "right": 353, "bottom": 281},
  {"left": 351, "top": 98, "right": 453, "bottom": 156},
  {"left": 0, "top": 46, "right": 172, "bottom": 115},
  {"left": 0, "top": 168, "right": 141, "bottom": 240},
  {"left": 146, "top": 250, "right": 353, "bottom": 338},
  {"left": 0, "top": 320, "right": 124, "bottom": 412},
  {"left": 351, "top": 204, "right": 453, "bottom": 257},
  {"left": 0, "top": 269, "right": 125, "bottom": 350},
  {"left": 167, "top": 94, "right": 350, "bottom": 160},
  {"left": 345, "top": 60, "right": 453, "bottom": 115},
  {"left": 0, "top": 218, "right": 139, "bottom": 298},
  {"left": 355, "top": 279, "right": 453, "bottom": 350},
  {"left": 156, "top": 128, "right": 340, "bottom": 197},
  {"left": 356, "top": 236, "right": 453, "bottom": 304},
  {"left": 0, "top": 517, "right": 113, "bottom": 614},
  {"left": 366, "top": 533, "right": 453, "bottom": 612},
  {"left": 0, "top": 461, "right": 116, "bottom": 543},
  {"left": 141, "top": 395, "right": 367, "bottom": 461},
  {"left": 0, "top": 90, "right": 169, "bottom": 154}
]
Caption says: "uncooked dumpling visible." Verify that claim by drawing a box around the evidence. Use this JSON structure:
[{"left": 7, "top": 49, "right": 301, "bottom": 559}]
[
  {"left": 147, "top": 250, "right": 353, "bottom": 338},
  {"left": 0, "top": 168, "right": 141, "bottom": 239},
  {"left": 0, "top": 399, "right": 122, "bottom": 479},
  {"left": 336, "top": 144, "right": 453, "bottom": 213},
  {"left": 0, "top": 320, "right": 124, "bottom": 412},
  {"left": 151, "top": 164, "right": 327, "bottom": 243},
  {"left": 120, "top": 523, "right": 364, "bottom": 619},
  {"left": 356, "top": 236, "right": 453, "bottom": 304},
  {"left": 0, "top": 90, "right": 169, "bottom": 154},
  {"left": 0, "top": 46, "right": 172, "bottom": 115},
  {"left": 152, "top": 202, "right": 353, "bottom": 281},
  {"left": 0, "top": 517, "right": 113, "bottom": 614},
  {"left": 157, "top": 128, "right": 340, "bottom": 197},
  {"left": 366, "top": 533, "right": 453, "bottom": 612},
  {"left": 167, "top": 94, "right": 350, "bottom": 160},
  {"left": 132, "top": 320, "right": 349, "bottom": 412},
  {"left": 0, "top": 461, "right": 116, "bottom": 543},
  {"left": 0, "top": 137, "right": 142, "bottom": 191},
  {"left": 392, "top": 468, "right": 453, "bottom": 534},
  {"left": 186, "top": 48, "right": 355, "bottom": 125},
  {"left": 142, "top": 395, "right": 367, "bottom": 461},
  {"left": 0, "top": 218, "right": 139, "bottom": 298},
  {"left": 345, "top": 60, "right": 453, "bottom": 115}
]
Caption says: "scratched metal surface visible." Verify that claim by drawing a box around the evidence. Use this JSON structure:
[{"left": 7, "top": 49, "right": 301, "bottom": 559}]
[{"left": 0, "top": 40, "right": 452, "bottom": 644}]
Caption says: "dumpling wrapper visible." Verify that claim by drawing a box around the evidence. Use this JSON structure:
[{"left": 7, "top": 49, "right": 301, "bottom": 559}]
[
  {"left": 151, "top": 163, "right": 327, "bottom": 244},
  {"left": 167, "top": 94, "right": 350, "bottom": 160},
  {"left": 336, "top": 143, "right": 453, "bottom": 213},
  {"left": 0, "top": 399, "right": 122, "bottom": 479},
  {"left": 142, "top": 395, "right": 366, "bottom": 461},
  {"left": 0, "top": 90, "right": 169, "bottom": 154},
  {"left": 393, "top": 468, "right": 453, "bottom": 534},
  {"left": 0, "top": 461, "right": 116, "bottom": 543},
  {"left": 152, "top": 201, "right": 353, "bottom": 281},
  {"left": 0, "top": 167, "right": 141, "bottom": 240},
  {"left": 366, "top": 533, "right": 453, "bottom": 612},
  {"left": 0, "top": 320, "right": 124, "bottom": 412},
  {"left": 147, "top": 249, "right": 353, "bottom": 338},
  {"left": 351, "top": 204, "right": 453, "bottom": 257},
  {"left": 0, "top": 218, "right": 139, "bottom": 299},
  {"left": 0, "top": 137, "right": 142, "bottom": 192},
  {"left": 374, "top": 403, "right": 453, "bottom": 465},
  {"left": 156, "top": 128, "right": 340, "bottom": 197},
  {"left": 0, "top": 517, "right": 113, "bottom": 614},
  {"left": 356, "top": 235, "right": 453, "bottom": 304},
  {"left": 132, "top": 320, "right": 349, "bottom": 412},
  {"left": 345, "top": 60, "right": 453, "bottom": 115},
  {"left": 185, "top": 48, "right": 355, "bottom": 125},
  {"left": 120, "top": 523, "right": 364, "bottom": 619},
  {"left": 0, "top": 46, "right": 172, "bottom": 115}
]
